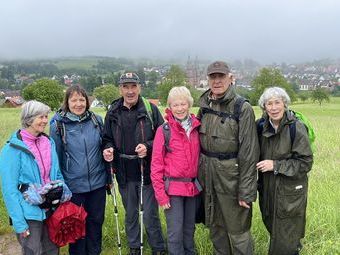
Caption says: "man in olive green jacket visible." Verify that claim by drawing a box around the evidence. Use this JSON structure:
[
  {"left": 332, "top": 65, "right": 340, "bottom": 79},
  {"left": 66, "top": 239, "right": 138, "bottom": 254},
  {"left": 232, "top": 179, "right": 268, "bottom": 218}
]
[{"left": 198, "top": 61, "right": 259, "bottom": 255}]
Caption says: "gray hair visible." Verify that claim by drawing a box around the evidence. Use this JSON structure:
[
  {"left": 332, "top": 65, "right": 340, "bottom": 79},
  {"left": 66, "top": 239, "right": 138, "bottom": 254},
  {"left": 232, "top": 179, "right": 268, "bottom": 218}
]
[
  {"left": 167, "top": 86, "right": 194, "bottom": 108},
  {"left": 21, "top": 100, "right": 51, "bottom": 128},
  {"left": 258, "top": 87, "right": 291, "bottom": 110}
]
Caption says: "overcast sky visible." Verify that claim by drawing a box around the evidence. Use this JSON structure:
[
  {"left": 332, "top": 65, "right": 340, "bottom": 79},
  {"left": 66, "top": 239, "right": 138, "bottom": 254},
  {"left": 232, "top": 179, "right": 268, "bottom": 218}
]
[{"left": 0, "top": 0, "right": 339, "bottom": 64}]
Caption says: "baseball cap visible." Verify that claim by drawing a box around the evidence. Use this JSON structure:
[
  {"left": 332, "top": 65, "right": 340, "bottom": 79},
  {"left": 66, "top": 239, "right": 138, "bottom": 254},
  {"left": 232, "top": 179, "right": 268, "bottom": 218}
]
[
  {"left": 207, "top": 61, "right": 231, "bottom": 75},
  {"left": 118, "top": 72, "right": 140, "bottom": 85}
]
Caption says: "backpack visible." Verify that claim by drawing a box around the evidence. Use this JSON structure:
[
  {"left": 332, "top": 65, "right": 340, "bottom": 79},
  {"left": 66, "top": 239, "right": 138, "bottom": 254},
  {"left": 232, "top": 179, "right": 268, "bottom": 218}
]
[
  {"left": 141, "top": 97, "right": 154, "bottom": 131},
  {"left": 199, "top": 96, "right": 248, "bottom": 124},
  {"left": 257, "top": 110, "right": 315, "bottom": 152}
]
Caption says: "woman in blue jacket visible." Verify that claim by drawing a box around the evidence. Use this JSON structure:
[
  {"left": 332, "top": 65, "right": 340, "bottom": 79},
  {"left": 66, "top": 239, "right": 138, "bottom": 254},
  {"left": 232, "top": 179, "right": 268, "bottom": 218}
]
[
  {"left": 50, "top": 85, "right": 108, "bottom": 255},
  {"left": 0, "top": 100, "right": 70, "bottom": 255}
]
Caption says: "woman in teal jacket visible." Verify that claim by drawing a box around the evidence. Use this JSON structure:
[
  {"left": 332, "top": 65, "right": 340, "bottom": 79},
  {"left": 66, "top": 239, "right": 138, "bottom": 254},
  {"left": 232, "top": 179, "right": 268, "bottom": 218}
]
[{"left": 0, "top": 100, "right": 70, "bottom": 255}]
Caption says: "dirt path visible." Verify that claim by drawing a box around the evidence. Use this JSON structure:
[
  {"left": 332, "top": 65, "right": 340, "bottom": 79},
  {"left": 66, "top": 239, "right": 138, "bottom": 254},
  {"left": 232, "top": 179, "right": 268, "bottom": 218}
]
[{"left": 0, "top": 233, "right": 21, "bottom": 255}]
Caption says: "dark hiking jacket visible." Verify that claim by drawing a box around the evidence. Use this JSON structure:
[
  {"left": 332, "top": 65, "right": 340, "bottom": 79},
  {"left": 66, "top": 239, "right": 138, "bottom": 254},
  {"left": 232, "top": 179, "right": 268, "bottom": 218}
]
[
  {"left": 257, "top": 110, "right": 313, "bottom": 243},
  {"left": 102, "top": 96, "right": 164, "bottom": 187}
]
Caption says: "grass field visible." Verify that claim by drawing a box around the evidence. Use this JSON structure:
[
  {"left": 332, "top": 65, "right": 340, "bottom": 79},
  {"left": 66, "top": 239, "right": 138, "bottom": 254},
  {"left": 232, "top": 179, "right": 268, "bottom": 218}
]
[{"left": 0, "top": 98, "right": 339, "bottom": 254}]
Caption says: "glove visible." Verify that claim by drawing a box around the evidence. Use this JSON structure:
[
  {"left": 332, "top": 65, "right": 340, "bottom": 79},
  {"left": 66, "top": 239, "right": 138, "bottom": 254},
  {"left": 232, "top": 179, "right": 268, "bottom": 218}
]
[
  {"left": 23, "top": 184, "right": 45, "bottom": 205},
  {"left": 60, "top": 182, "right": 72, "bottom": 202}
]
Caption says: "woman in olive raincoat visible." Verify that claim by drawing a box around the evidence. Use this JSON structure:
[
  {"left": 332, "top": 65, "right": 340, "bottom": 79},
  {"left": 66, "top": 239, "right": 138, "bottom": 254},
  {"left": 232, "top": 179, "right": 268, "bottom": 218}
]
[{"left": 256, "top": 87, "right": 313, "bottom": 255}]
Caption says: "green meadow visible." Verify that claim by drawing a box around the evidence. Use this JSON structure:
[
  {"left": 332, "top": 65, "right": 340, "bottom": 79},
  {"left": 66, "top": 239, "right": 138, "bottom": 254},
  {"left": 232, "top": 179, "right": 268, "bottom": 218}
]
[{"left": 0, "top": 98, "right": 339, "bottom": 254}]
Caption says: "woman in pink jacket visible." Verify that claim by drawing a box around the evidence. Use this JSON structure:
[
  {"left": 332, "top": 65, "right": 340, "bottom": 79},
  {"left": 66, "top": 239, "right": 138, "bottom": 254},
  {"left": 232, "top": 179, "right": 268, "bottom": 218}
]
[{"left": 151, "top": 86, "right": 201, "bottom": 255}]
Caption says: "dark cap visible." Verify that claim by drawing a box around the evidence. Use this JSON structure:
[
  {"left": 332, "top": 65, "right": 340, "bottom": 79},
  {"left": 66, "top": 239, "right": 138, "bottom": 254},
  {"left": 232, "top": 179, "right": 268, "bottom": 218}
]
[
  {"left": 207, "top": 61, "right": 230, "bottom": 75},
  {"left": 118, "top": 72, "right": 140, "bottom": 85}
]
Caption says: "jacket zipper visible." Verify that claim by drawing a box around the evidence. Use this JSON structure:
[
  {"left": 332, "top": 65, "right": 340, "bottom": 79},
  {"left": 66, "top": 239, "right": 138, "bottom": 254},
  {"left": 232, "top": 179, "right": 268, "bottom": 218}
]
[
  {"left": 35, "top": 140, "right": 47, "bottom": 184},
  {"left": 82, "top": 123, "right": 92, "bottom": 190}
]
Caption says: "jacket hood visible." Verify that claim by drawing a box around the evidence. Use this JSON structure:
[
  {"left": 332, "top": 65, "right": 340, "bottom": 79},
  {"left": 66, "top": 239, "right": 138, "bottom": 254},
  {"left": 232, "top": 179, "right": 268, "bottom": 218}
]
[
  {"left": 53, "top": 110, "right": 92, "bottom": 124},
  {"left": 199, "top": 85, "right": 237, "bottom": 108}
]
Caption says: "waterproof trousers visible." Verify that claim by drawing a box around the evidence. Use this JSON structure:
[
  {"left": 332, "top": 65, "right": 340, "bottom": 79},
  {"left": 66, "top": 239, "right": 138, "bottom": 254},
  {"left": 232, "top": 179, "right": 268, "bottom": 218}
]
[
  {"left": 210, "top": 225, "right": 253, "bottom": 255},
  {"left": 16, "top": 220, "right": 58, "bottom": 255},
  {"left": 69, "top": 186, "right": 106, "bottom": 255},
  {"left": 165, "top": 196, "right": 196, "bottom": 255},
  {"left": 119, "top": 181, "right": 166, "bottom": 253}
]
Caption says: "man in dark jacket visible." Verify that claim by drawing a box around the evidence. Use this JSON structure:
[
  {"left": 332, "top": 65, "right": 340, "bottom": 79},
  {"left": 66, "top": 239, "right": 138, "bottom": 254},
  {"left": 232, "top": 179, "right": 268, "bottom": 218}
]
[
  {"left": 198, "top": 61, "right": 259, "bottom": 255},
  {"left": 102, "top": 72, "right": 166, "bottom": 255}
]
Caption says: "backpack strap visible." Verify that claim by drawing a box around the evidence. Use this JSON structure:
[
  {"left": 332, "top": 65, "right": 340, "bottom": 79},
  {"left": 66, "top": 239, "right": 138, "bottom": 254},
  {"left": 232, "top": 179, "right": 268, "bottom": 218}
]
[
  {"left": 200, "top": 96, "right": 248, "bottom": 124},
  {"left": 162, "top": 122, "right": 172, "bottom": 153},
  {"left": 233, "top": 97, "right": 248, "bottom": 122},
  {"left": 256, "top": 117, "right": 265, "bottom": 137},
  {"left": 142, "top": 97, "right": 154, "bottom": 131},
  {"left": 55, "top": 119, "right": 67, "bottom": 146},
  {"left": 289, "top": 121, "right": 296, "bottom": 146},
  {"left": 90, "top": 112, "right": 103, "bottom": 137}
]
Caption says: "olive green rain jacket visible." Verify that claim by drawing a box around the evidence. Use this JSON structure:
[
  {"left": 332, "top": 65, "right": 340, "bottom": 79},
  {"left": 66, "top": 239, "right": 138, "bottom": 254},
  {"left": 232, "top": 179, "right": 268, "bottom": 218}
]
[
  {"left": 198, "top": 87, "right": 259, "bottom": 234},
  {"left": 257, "top": 111, "right": 313, "bottom": 255}
]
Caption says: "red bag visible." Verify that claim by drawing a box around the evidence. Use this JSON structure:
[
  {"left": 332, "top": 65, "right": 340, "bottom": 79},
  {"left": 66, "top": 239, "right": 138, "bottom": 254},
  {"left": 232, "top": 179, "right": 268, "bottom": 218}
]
[{"left": 46, "top": 201, "right": 87, "bottom": 247}]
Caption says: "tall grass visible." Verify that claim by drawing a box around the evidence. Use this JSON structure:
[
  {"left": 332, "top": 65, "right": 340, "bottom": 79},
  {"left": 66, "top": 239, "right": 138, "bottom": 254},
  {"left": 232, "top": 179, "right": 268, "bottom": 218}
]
[{"left": 0, "top": 98, "right": 339, "bottom": 254}]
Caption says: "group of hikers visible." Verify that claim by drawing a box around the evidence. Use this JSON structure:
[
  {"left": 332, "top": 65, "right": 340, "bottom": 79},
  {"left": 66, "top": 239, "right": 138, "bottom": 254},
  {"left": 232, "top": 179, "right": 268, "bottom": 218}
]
[{"left": 0, "top": 60, "right": 313, "bottom": 255}]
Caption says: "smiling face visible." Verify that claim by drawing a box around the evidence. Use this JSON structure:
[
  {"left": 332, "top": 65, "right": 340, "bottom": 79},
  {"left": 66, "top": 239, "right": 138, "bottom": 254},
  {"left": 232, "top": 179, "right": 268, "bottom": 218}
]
[
  {"left": 208, "top": 73, "right": 232, "bottom": 98},
  {"left": 26, "top": 114, "right": 49, "bottom": 136},
  {"left": 68, "top": 92, "right": 87, "bottom": 116},
  {"left": 120, "top": 82, "right": 141, "bottom": 108},
  {"left": 169, "top": 97, "right": 190, "bottom": 121},
  {"left": 264, "top": 97, "right": 285, "bottom": 125}
]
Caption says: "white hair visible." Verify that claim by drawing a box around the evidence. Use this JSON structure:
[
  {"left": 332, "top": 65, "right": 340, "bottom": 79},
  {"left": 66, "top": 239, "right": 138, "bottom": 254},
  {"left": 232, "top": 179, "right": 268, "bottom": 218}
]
[
  {"left": 21, "top": 100, "right": 50, "bottom": 128},
  {"left": 258, "top": 87, "right": 291, "bottom": 110},
  {"left": 167, "top": 86, "right": 194, "bottom": 107}
]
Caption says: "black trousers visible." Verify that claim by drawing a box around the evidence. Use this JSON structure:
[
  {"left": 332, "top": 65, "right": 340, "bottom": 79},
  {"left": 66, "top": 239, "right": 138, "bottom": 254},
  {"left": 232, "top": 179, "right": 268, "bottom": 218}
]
[{"left": 69, "top": 186, "right": 106, "bottom": 255}]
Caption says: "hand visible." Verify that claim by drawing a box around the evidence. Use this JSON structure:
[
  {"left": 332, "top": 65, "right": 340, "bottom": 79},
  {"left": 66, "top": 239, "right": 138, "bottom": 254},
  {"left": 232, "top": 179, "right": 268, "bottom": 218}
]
[
  {"left": 135, "top": 144, "right": 147, "bottom": 158},
  {"left": 20, "top": 229, "right": 30, "bottom": 238},
  {"left": 161, "top": 203, "right": 171, "bottom": 210},
  {"left": 239, "top": 200, "right": 250, "bottom": 209},
  {"left": 256, "top": 160, "right": 274, "bottom": 173},
  {"left": 103, "top": 147, "right": 114, "bottom": 162}
]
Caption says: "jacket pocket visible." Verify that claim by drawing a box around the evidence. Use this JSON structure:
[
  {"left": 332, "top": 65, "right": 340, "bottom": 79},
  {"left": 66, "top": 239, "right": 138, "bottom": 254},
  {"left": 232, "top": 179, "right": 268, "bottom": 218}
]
[
  {"left": 213, "top": 160, "right": 239, "bottom": 197},
  {"left": 277, "top": 177, "right": 307, "bottom": 218}
]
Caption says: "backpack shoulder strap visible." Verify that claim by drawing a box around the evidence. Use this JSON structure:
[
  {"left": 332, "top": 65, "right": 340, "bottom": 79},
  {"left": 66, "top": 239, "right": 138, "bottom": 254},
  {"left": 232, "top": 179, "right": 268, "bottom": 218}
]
[
  {"left": 90, "top": 112, "right": 103, "bottom": 135},
  {"left": 142, "top": 97, "right": 154, "bottom": 131},
  {"left": 162, "top": 122, "right": 172, "bottom": 153},
  {"left": 289, "top": 121, "right": 297, "bottom": 146},
  {"left": 55, "top": 119, "right": 67, "bottom": 146},
  {"left": 200, "top": 96, "right": 248, "bottom": 124},
  {"left": 233, "top": 96, "right": 248, "bottom": 122},
  {"left": 256, "top": 117, "right": 265, "bottom": 137}
]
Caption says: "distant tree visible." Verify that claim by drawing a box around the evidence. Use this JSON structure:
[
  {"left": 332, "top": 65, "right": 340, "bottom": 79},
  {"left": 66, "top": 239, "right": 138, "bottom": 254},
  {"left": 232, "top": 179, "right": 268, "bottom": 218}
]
[
  {"left": 298, "top": 91, "right": 310, "bottom": 102},
  {"left": 311, "top": 87, "right": 330, "bottom": 106},
  {"left": 331, "top": 85, "right": 340, "bottom": 97},
  {"left": 22, "top": 79, "right": 64, "bottom": 110},
  {"left": 136, "top": 66, "right": 146, "bottom": 85},
  {"left": 157, "top": 65, "right": 187, "bottom": 104},
  {"left": 188, "top": 87, "right": 203, "bottom": 107},
  {"left": 250, "top": 68, "right": 296, "bottom": 105},
  {"left": 235, "top": 86, "right": 252, "bottom": 101},
  {"left": 93, "top": 84, "right": 120, "bottom": 110},
  {"left": 80, "top": 75, "right": 103, "bottom": 93}
]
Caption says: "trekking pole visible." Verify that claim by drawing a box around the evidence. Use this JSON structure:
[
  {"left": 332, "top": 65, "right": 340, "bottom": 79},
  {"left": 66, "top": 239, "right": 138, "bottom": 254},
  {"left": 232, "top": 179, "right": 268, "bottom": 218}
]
[
  {"left": 107, "top": 164, "right": 122, "bottom": 255},
  {"left": 140, "top": 158, "right": 144, "bottom": 255}
]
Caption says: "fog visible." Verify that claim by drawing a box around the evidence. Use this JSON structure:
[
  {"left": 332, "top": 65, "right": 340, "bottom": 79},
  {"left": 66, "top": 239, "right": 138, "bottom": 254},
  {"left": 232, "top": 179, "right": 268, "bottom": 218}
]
[{"left": 1, "top": 0, "right": 339, "bottom": 63}]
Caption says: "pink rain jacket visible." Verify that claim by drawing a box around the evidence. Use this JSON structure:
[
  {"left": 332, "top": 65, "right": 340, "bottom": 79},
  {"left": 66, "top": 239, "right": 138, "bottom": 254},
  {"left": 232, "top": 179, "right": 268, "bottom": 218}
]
[{"left": 151, "top": 109, "right": 201, "bottom": 206}]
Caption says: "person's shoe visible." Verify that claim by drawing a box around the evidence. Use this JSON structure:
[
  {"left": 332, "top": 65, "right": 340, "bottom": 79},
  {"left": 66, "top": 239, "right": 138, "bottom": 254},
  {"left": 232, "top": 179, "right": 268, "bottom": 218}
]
[
  {"left": 152, "top": 250, "right": 167, "bottom": 255},
  {"left": 129, "top": 248, "right": 141, "bottom": 255}
]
